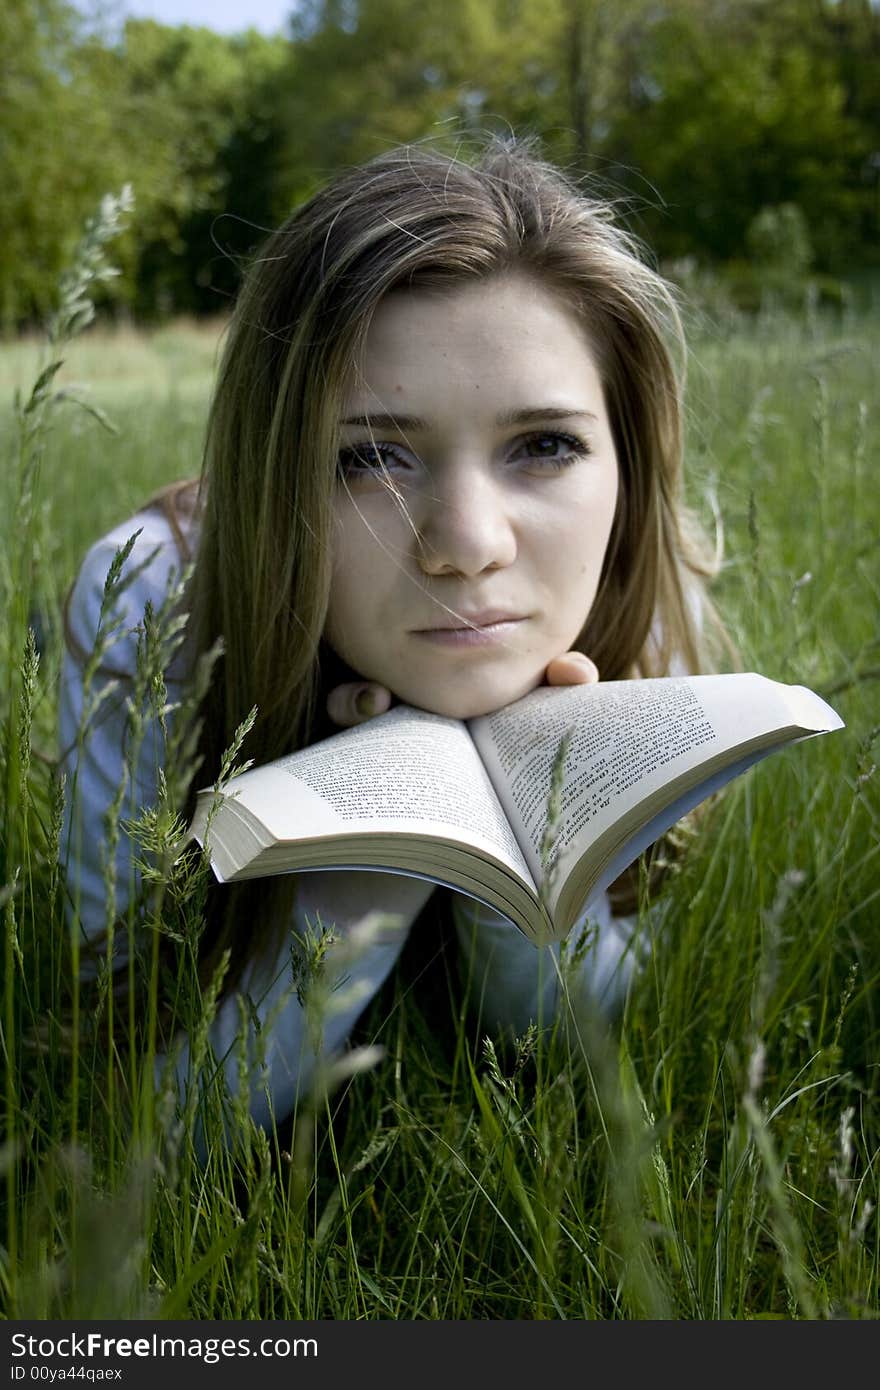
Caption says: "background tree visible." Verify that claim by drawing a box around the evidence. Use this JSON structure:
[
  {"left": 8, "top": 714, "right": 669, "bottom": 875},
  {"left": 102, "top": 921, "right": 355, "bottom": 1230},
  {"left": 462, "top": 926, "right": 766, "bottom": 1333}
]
[
  {"left": 607, "top": 0, "right": 871, "bottom": 269},
  {"left": 0, "top": 1, "right": 133, "bottom": 328},
  {"left": 1, "top": 0, "right": 877, "bottom": 329},
  {"left": 110, "top": 21, "right": 289, "bottom": 317}
]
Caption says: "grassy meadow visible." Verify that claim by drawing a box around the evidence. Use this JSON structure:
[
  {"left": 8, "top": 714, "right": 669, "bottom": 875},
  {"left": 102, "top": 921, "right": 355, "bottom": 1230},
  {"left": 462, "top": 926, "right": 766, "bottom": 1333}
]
[{"left": 1, "top": 256, "right": 878, "bottom": 1318}]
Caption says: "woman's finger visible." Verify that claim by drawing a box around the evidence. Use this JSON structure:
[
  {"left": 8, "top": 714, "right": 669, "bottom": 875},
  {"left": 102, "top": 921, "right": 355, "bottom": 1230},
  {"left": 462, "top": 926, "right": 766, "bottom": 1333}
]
[
  {"left": 326, "top": 681, "right": 393, "bottom": 728},
  {"left": 544, "top": 651, "right": 599, "bottom": 686}
]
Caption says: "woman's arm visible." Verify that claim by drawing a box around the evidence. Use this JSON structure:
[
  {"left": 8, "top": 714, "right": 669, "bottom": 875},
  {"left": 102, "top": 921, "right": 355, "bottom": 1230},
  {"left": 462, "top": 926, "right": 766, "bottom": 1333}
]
[
  {"left": 450, "top": 891, "right": 638, "bottom": 1041},
  {"left": 60, "top": 521, "right": 435, "bottom": 1141},
  {"left": 168, "top": 870, "right": 435, "bottom": 1151},
  {"left": 59, "top": 516, "right": 188, "bottom": 968}
]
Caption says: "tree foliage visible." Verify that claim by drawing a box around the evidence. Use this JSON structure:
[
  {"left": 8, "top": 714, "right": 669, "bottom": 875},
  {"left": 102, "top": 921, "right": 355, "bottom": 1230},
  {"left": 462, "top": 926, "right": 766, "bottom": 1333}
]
[
  {"left": 2, "top": 0, "right": 878, "bottom": 328},
  {"left": 0, "top": 1, "right": 131, "bottom": 328}
]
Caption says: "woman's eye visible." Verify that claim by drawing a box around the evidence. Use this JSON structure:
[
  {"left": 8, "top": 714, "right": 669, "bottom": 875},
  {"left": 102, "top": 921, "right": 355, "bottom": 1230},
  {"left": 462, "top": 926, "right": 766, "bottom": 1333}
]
[
  {"left": 337, "top": 443, "right": 402, "bottom": 477},
  {"left": 515, "top": 431, "right": 591, "bottom": 467}
]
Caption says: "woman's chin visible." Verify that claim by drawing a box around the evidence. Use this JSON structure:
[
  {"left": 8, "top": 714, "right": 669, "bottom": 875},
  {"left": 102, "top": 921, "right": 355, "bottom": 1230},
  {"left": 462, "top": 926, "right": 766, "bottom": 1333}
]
[{"left": 392, "top": 673, "right": 542, "bottom": 721}]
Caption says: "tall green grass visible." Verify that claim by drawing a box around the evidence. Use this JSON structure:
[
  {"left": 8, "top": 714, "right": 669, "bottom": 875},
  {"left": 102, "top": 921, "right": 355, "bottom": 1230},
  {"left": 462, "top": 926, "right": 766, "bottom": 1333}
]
[{"left": 1, "top": 206, "right": 877, "bottom": 1319}]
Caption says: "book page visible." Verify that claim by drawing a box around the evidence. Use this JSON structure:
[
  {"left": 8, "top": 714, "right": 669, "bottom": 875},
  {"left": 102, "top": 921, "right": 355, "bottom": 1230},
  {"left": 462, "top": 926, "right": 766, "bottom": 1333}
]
[
  {"left": 214, "top": 705, "right": 535, "bottom": 887},
  {"left": 469, "top": 674, "right": 842, "bottom": 904}
]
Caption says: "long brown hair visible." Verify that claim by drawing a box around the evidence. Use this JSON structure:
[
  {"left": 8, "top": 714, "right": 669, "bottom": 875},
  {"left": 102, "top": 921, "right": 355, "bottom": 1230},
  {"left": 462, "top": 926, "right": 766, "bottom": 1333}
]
[{"left": 107, "top": 138, "right": 731, "bottom": 995}]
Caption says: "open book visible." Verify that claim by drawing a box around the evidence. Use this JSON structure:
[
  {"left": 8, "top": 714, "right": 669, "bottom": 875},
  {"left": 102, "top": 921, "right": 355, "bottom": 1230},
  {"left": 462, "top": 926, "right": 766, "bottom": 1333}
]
[{"left": 189, "top": 673, "right": 843, "bottom": 946}]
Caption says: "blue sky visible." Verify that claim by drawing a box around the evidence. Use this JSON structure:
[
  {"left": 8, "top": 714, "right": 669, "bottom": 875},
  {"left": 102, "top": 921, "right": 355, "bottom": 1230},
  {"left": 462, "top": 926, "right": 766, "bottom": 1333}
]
[{"left": 104, "top": 1, "right": 294, "bottom": 36}]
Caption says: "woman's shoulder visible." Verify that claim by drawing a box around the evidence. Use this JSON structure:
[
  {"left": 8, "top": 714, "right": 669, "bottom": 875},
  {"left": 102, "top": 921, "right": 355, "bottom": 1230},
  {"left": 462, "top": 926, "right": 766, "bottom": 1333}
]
[{"left": 65, "top": 489, "right": 201, "bottom": 673}]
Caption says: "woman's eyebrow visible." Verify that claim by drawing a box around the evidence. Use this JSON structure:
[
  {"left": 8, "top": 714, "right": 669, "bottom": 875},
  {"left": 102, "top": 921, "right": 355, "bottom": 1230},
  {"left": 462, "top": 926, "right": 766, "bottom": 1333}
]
[
  {"left": 496, "top": 406, "right": 599, "bottom": 427},
  {"left": 339, "top": 406, "right": 598, "bottom": 431}
]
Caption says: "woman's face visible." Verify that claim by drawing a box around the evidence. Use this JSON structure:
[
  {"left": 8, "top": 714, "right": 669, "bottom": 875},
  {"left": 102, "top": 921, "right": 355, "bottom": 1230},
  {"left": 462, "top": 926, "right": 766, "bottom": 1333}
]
[{"left": 324, "top": 270, "right": 619, "bottom": 720}]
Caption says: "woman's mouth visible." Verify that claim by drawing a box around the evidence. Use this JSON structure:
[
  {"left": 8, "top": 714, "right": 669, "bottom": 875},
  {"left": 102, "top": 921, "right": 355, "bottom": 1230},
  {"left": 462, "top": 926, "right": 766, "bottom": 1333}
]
[{"left": 412, "top": 614, "right": 526, "bottom": 647}]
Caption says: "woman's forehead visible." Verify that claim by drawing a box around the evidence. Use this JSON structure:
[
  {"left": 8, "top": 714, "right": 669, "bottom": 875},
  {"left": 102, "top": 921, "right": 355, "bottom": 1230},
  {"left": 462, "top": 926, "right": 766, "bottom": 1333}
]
[{"left": 342, "top": 272, "right": 605, "bottom": 420}]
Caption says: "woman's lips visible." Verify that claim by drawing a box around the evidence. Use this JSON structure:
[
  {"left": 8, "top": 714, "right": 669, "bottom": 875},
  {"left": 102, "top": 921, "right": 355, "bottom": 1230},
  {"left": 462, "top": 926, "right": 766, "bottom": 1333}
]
[{"left": 412, "top": 617, "right": 526, "bottom": 647}]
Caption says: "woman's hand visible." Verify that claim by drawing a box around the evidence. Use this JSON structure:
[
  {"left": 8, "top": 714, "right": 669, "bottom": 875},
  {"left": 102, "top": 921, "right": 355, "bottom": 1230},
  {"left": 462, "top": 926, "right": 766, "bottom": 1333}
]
[
  {"left": 325, "top": 681, "right": 394, "bottom": 729},
  {"left": 542, "top": 651, "right": 599, "bottom": 687},
  {"left": 326, "top": 651, "right": 599, "bottom": 729}
]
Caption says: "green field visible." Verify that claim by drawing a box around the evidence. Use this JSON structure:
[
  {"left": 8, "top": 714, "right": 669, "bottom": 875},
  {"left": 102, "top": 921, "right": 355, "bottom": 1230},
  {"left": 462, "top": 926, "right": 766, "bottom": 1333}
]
[{"left": 2, "top": 292, "right": 878, "bottom": 1319}]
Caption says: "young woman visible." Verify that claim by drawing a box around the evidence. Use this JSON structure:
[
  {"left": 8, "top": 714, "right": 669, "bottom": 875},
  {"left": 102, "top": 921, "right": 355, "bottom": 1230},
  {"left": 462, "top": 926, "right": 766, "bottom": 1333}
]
[{"left": 60, "top": 138, "right": 724, "bottom": 1145}]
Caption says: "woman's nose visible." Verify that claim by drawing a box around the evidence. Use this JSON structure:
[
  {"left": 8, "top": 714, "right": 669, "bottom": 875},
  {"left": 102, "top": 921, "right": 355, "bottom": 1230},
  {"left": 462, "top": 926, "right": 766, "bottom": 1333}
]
[{"left": 414, "top": 460, "right": 517, "bottom": 578}]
